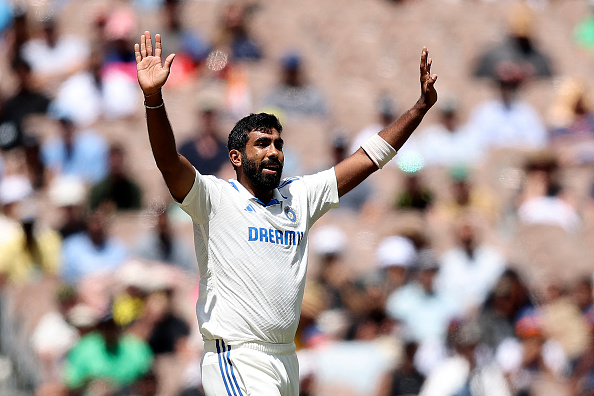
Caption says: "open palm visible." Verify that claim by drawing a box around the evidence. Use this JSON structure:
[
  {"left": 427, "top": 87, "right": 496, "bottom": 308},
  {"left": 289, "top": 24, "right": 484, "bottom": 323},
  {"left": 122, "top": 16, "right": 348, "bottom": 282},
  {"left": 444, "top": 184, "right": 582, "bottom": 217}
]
[
  {"left": 420, "top": 46, "right": 438, "bottom": 109},
  {"left": 135, "top": 31, "right": 175, "bottom": 96}
]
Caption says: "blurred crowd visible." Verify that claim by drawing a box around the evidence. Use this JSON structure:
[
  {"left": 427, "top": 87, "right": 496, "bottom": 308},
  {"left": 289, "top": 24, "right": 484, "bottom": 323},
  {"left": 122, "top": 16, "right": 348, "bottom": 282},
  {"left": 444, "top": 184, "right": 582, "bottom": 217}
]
[{"left": 0, "top": 0, "right": 594, "bottom": 395}]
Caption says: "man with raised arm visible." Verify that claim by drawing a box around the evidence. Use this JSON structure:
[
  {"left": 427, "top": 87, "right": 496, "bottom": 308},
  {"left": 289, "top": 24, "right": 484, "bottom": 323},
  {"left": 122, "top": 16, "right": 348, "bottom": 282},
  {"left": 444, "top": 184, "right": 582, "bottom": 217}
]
[{"left": 135, "top": 31, "right": 437, "bottom": 396}]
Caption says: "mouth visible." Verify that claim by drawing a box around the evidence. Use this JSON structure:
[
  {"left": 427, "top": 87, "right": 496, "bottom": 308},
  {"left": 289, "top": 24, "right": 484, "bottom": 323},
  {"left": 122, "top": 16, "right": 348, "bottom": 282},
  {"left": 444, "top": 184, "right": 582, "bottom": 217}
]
[
  {"left": 260, "top": 161, "right": 281, "bottom": 175},
  {"left": 261, "top": 166, "right": 279, "bottom": 175}
]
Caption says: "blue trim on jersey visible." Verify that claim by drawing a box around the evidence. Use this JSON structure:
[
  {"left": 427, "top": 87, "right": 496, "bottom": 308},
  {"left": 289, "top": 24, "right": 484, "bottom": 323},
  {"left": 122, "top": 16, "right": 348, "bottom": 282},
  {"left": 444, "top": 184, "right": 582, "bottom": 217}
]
[
  {"left": 216, "top": 340, "right": 234, "bottom": 396},
  {"left": 221, "top": 341, "right": 238, "bottom": 396},
  {"left": 254, "top": 197, "right": 280, "bottom": 207},
  {"left": 229, "top": 181, "right": 239, "bottom": 191},
  {"left": 278, "top": 177, "right": 299, "bottom": 189},
  {"left": 225, "top": 344, "right": 245, "bottom": 396}
]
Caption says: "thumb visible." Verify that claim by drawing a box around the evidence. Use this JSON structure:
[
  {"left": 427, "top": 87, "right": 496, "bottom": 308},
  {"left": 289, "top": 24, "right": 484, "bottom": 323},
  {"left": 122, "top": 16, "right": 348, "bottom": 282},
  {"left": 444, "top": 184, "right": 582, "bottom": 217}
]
[{"left": 163, "top": 53, "right": 176, "bottom": 71}]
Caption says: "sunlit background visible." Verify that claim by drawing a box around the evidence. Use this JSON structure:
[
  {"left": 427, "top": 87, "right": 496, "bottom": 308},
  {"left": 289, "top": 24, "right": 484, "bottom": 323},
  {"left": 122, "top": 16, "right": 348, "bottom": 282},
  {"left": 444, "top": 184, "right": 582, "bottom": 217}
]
[{"left": 0, "top": 0, "right": 593, "bottom": 395}]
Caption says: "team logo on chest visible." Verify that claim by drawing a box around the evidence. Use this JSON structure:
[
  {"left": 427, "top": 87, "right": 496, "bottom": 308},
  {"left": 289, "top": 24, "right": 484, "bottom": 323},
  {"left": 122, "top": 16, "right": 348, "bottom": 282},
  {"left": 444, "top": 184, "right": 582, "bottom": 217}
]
[{"left": 284, "top": 206, "right": 298, "bottom": 223}]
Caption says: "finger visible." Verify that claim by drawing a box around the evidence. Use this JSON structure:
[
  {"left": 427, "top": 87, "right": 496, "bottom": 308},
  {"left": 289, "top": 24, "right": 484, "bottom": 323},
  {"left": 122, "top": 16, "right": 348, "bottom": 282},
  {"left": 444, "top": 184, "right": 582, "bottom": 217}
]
[
  {"left": 134, "top": 43, "right": 141, "bottom": 64},
  {"left": 163, "top": 53, "right": 176, "bottom": 71},
  {"left": 155, "top": 34, "right": 162, "bottom": 58},
  {"left": 140, "top": 34, "right": 146, "bottom": 58},
  {"left": 145, "top": 31, "right": 153, "bottom": 56},
  {"left": 420, "top": 46, "right": 428, "bottom": 73},
  {"left": 427, "top": 57, "right": 432, "bottom": 74}
]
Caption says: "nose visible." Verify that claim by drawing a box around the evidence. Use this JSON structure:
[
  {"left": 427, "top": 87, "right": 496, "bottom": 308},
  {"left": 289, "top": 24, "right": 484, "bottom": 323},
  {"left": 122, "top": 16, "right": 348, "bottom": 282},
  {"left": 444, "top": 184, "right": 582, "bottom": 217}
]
[{"left": 267, "top": 144, "right": 280, "bottom": 159}]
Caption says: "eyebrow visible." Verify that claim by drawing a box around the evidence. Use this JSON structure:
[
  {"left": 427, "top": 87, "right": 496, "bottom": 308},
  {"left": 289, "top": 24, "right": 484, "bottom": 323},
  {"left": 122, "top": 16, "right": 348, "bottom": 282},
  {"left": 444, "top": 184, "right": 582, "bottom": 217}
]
[{"left": 254, "top": 136, "right": 284, "bottom": 145}]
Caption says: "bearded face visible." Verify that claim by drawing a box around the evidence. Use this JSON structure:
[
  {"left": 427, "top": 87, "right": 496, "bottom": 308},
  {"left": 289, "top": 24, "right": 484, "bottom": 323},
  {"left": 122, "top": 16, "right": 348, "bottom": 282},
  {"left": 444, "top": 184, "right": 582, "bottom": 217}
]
[{"left": 241, "top": 153, "right": 283, "bottom": 191}]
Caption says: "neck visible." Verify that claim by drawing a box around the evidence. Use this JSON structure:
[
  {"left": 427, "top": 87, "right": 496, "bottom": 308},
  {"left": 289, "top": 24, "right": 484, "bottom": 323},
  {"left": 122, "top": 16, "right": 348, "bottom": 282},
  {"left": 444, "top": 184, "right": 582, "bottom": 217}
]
[{"left": 237, "top": 174, "right": 274, "bottom": 204}]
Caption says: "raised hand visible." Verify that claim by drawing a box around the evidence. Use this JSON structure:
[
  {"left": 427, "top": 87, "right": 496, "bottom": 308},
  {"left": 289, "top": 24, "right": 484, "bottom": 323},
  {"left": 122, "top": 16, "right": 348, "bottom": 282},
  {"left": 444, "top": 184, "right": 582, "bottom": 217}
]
[
  {"left": 135, "top": 31, "right": 175, "bottom": 96},
  {"left": 420, "top": 46, "right": 438, "bottom": 109}
]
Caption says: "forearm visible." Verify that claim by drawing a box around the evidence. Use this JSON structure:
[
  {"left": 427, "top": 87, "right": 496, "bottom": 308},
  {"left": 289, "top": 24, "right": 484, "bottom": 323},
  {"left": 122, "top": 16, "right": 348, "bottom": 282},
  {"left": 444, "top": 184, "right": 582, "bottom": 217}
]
[
  {"left": 378, "top": 97, "right": 431, "bottom": 151},
  {"left": 144, "top": 92, "right": 195, "bottom": 201},
  {"left": 144, "top": 91, "right": 180, "bottom": 172}
]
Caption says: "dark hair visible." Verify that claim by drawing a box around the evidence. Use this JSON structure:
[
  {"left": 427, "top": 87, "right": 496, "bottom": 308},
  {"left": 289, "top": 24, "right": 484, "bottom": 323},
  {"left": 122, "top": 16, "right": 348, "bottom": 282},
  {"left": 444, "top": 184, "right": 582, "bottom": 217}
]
[
  {"left": 11, "top": 56, "right": 31, "bottom": 73},
  {"left": 227, "top": 113, "right": 283, "bottom": 153}
]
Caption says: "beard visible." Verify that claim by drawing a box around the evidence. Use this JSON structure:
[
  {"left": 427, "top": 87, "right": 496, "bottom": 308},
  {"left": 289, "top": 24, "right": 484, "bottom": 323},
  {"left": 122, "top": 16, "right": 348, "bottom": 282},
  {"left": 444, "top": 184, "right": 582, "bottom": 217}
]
[{"left": 242, "top": 155, "right": 283, "bottom": 191}]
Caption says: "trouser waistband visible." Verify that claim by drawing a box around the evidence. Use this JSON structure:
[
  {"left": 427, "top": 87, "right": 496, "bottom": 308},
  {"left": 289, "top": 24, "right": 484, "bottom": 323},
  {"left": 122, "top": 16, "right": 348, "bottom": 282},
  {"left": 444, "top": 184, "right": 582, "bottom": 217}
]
[{"left": 204, "top": 339, "right": 296, "bottom": 355}]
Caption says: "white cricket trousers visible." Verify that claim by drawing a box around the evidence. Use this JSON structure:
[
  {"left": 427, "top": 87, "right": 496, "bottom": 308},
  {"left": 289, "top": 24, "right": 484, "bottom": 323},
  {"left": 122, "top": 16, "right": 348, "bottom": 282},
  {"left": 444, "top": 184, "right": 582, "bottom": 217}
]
[{"left": 201, "top": 339, "right": 299, "bottom": 396}]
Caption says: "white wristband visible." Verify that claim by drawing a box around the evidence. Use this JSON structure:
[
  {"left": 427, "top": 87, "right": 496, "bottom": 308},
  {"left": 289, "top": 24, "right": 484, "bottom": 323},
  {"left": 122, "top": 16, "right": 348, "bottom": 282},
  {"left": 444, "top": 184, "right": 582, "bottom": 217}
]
[{"left": 360, "top": 134, "right": 397, "bottom": 169}]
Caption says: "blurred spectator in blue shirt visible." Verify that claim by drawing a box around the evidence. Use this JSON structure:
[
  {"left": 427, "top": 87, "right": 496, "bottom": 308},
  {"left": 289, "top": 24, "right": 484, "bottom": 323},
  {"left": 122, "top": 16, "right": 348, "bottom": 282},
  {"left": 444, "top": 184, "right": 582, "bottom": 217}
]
[
  {"left": 134, "top": 205, "right": 197, "bottom": 273},
  {"left": 60, "top": 210, "right": 128, "bottom": 285},
  {"left": 41, "top": 116, "right": 109, "bottom": 185}
]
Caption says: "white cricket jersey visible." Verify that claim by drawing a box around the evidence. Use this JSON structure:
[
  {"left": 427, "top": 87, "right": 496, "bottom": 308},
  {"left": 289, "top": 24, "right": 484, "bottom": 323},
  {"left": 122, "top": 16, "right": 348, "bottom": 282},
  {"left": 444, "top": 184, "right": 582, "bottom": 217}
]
[{"left": 176, "top": 168, "right": 339, "bottom": 345}]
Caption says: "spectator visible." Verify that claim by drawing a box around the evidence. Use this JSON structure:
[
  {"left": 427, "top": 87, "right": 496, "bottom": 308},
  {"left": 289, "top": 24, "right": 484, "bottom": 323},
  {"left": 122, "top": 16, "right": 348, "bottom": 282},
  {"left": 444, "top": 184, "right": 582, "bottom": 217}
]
[
  {"left": 309, "top": 224, "right": 355, "bottom": 312},
  {"left": 570, "top": 305, "right": 594, "bottom": 396},
  {"left": 178, "top": 104, "right": 230, "bottom": 177},
  {"left": 41, "top": 116, "right": 109, "bottom": 185},
  {"left": 496, "top": 310, "right": 568, "bottom": 396},
  {"left": 435, "top": 217, "right": 507, "bottom": 316},
  {"left": 327, "top": 134, "right": 374, "bottom": 213},
  {"left": 375, "top": 235, "right": 418, "bottom": 295},
  {"left": 156, "top": 0, "right": 211, "bottom": 86},
  {"left": 412, "top": 97, "right": 484, "bottom": 168},
  {"left": 64, "top": 313, "right": 153, "bottom": 394},
  {"left": 212, "top": 2, "right": 263, "bottom": 62},
  {"left": 394, "top": 173, "right": 434, "bottom": 212},
  {"left": 100, "top": 5, "right": 138, "bottom": 78},
  {"left": 516, "top": 151, "right": 580, "bottom": 232},
  {"left": 22, "top": 134, "right": 45, "bottom": 189},
  {"left": 0, "top": 57, "right": 51, "bottom": 151},
  {"left": 349, "top": 94, "right": 398, "bottom": 155},
  {"left": 51, "top": 47, "right": 139, "bottom": 127},
  {"left": 571, "top": 276, "right": 593, "bottom": 314},
  {"left": 473, "top": 1, "right": 553, "bottom": 82},
  {"left": 477, "top": 269, "right": 536, "bottom": 351},
  {"left": 467, "top": 63, "right": 548, "bottom": 152},
  {"left": 88, "top": 144, "right": 143, "bottom": 212},
  {"left": 20, "top": 16, "right": 89, "bottom": 94},
  {"left": 548, "top": 77, "right": 594, "bottom": 165},
  {"left": 0, "top": 199, "right": 61, "bottom": 286},
  {"left": 375, "top": 341, "right": 426, "bottom": 396},
  {"left": 262, "top": 51, "right": 329, "bottom": 119},
  {"left": 420, "top": 320, "right": 511, "bottom": 396},
  {"left": 386, "top": 249, "right": 458, "bottom": 345},
  {"left": 431, "top": 166, "right": 499, "bottom": 226},
  {"left": 0, "top": 173, "right": 32, "bottom": 230},
  {"left": 47, "top": 175, "right": 88, "bottom": 238},
  {"left": 549, "top": 77, "right": 594, "bottom": 141},
  {"left": 31, "top": 284, "right": 80, "bottom": 384},
  {"left": 134, "top": 204, "right": 197, "bottom": 273},
  {"left": 145, "top": 287, "right": 191, "bottom": 357},
  {"left": 60, "top": 209, "right": 128, "bottom": 285},
  {"left": 3, "top": 6, "right": 29, "bottom": 63}
]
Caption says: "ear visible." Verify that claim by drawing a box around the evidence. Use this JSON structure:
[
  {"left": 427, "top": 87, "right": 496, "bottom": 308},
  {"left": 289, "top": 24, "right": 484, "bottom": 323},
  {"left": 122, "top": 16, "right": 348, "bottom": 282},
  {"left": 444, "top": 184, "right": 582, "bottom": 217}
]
[{"left": 229, "top": 149, "right": 242, "bottom": 168}]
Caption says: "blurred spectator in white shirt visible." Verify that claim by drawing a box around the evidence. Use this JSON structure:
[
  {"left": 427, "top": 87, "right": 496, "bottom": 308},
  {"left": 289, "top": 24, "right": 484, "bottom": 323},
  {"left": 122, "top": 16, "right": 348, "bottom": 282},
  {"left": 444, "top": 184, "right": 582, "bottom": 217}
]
[
  {"left": 467, "top": 64, "right": 547, "bottom": 152},
  {"left": 21, "top": 16, "right": 89, "bottom": 95},
  {"left": 436, "top": 217, "right": 507, "bottom": 317}
]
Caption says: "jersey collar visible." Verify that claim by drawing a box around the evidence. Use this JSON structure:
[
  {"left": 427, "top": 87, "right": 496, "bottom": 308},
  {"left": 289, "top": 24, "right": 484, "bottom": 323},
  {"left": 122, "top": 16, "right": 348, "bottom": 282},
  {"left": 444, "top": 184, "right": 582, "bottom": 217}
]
[{"left": 228, "top": 179, "right": 284, "bottom": 207}]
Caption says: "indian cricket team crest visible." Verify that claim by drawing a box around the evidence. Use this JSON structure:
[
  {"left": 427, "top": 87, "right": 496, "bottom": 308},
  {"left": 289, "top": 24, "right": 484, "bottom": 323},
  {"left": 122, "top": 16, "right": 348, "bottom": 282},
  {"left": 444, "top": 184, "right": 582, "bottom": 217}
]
[{"left": 284, "top": 206, "right": 298, "bottom": 223}]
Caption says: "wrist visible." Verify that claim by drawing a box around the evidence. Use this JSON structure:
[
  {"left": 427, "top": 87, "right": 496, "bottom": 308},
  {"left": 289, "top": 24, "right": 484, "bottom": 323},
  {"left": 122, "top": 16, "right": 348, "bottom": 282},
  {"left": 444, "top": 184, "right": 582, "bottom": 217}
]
[
  {"left": 414, "top": 97, "right": 432, "bottom": 113},
  {"left": 144, "top": 90, "right": 163, "bottom": 107}
]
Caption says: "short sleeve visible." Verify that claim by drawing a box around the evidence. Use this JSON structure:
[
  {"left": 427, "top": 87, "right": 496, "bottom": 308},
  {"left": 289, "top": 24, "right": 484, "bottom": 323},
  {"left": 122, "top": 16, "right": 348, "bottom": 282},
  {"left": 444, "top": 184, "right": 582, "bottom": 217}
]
[
  {"left": 301, "top": 168, "right": 339, "bottom": 226},
  {"left": 175, "top": 171, "right": 222, "bottom": 224}
]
